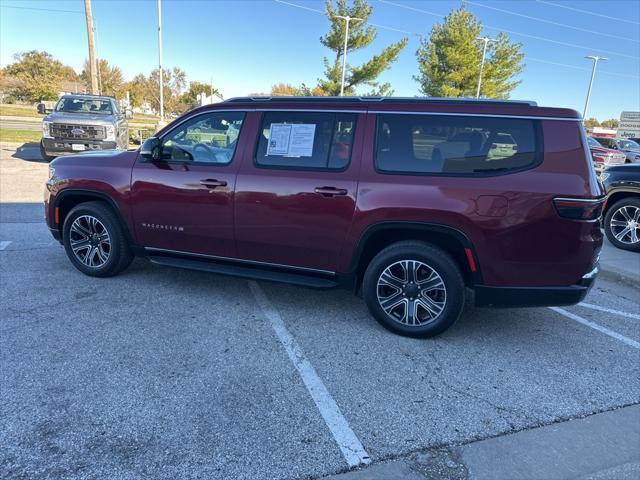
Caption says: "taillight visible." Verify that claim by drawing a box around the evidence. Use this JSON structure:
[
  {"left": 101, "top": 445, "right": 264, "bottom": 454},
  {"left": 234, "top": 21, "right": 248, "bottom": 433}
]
[
  {"left": 592, "top": 153, "right": 606, "bottom": 164},
  {"left": 553, "top": 197, "right": 604, "bottom": 220}
]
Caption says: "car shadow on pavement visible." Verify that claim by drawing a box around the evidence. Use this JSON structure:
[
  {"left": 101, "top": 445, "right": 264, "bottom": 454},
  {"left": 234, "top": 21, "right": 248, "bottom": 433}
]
[{"left": 10, "top": 142, "right": 46, "bottom": 163}]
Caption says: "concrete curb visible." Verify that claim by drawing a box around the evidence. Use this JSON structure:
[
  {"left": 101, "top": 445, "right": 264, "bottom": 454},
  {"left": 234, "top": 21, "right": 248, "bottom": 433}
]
[{"left": 599, "top": 264, "right": 640, "bottom": 289}]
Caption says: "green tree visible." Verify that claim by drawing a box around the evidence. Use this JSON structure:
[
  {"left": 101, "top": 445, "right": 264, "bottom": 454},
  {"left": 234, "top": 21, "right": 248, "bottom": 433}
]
[
  {"left": 415, "top": 7, "right": 524, "bottom": 98},
  {"left": 4, "top": 51, "right": 76, "bottom": 102},
  {"left": 600, "top": 118, "right": 619, "bottom": 129},
  {"left": 180, "top": 81, "right": 220, "bottom": 109},
  {"left": 584, "top": 118, "right": 600, "bottom": 129},
  {"left": 270, "top": 83, "right": 303, "bottom": 96},
  {"left": 123, "top": 68, "right": 186, "bottom": 114},
  {"left": 317, "top": 0, "right": 407, "bottom": 96},
  {"left": 81, "top": 59, "right": 124, "bottom": 98}
]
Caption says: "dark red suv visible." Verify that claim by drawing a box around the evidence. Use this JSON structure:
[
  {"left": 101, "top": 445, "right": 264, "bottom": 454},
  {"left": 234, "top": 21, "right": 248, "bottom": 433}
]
[{"left": 45, "top": 97, "right": 603, "bottom": 337}]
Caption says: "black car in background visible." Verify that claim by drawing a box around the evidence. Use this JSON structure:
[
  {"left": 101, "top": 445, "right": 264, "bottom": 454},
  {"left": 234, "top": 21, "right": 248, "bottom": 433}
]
[{"left": 602, "top": 163, "right": 640, "bottom": 252}]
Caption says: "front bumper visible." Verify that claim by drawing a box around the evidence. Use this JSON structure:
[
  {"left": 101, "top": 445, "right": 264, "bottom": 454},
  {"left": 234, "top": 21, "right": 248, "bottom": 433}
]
[
  {"left": 42, "top": 138, "right": 117, "bottom": 155},
  {"left": 474, "top": 265, "right": 599, "bottom": 308}
]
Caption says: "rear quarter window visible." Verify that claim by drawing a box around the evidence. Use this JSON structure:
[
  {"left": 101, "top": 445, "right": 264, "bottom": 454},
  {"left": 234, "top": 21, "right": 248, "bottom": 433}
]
[{"left": 375, "top": 114, "right": 542, "bottom": 176}]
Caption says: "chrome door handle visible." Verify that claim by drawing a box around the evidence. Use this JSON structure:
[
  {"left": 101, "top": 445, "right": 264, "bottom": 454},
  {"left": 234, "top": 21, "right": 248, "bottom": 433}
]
[
  {"left": 200, "top": 179, "right": 227, "bottom": 188},
  {"left": 314, "top": 186, "right": 348, "bottom": 197}
]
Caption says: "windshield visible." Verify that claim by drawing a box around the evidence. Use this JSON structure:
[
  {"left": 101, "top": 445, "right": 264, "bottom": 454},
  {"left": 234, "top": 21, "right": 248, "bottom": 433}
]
[
  {"left": 620, "top": 139, "right": 640, "bottom": 151},
  {"left": 587, "top": 137, "right": 600, "bottom": 148},
  {"left": 54, "top": 98, "right": 113, "bottom": 115}
]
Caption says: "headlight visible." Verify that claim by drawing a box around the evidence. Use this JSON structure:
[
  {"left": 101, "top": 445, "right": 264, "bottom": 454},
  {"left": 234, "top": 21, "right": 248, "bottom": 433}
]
[
  {"left": 105, "top": 125, "right": 116, "bottom": 141},
  {"left": 42, "top": 121, "right": 52, "bottom": 139},
  {"left": 48, "top": 165, "right": 55, "bottom": 180}
]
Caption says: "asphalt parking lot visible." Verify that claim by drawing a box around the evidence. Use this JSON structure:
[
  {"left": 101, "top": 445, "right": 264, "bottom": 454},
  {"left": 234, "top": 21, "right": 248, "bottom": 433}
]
[{"left": 1, "top": 142, "right": 639, "bottom": 479}]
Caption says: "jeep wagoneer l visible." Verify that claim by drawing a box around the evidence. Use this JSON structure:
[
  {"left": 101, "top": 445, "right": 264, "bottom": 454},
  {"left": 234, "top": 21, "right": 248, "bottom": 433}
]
[{"left": 45, "top": 97, "right": 603, "bottom": 337}]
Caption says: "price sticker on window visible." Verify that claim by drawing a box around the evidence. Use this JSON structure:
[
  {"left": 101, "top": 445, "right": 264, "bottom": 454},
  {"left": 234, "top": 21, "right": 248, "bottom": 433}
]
[{"left": 266, "top": 123, "right": 316, "bottom": 157}]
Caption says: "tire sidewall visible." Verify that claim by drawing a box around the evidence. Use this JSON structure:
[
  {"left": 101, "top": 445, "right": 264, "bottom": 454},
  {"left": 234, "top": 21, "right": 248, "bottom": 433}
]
[
  {"left": 363, "top": 244, "right": 465, "bottom": 338},
  {"left": 604, "top": 198, "right": 640, "bottom": 252},
  {"left": 62, "top": 204, "right": 123, "bottom": 276}
]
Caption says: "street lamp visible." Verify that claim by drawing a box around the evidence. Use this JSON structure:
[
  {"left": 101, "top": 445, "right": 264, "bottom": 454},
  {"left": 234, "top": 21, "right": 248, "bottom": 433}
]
[
  {"left": 157, "top": 0, "right": 164, "bottom": 124},
  {"left": 334, "top": 15, "right": 363, "bottom": 96},
  {"left": 476, "top": 36, "right": 496, "bottom": 99},
  {"left": 583, "top": 55, "right": 607, "bottom": 119}
]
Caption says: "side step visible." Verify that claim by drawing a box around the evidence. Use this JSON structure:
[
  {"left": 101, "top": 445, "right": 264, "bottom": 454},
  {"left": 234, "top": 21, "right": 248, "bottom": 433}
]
[{"left": 147, "top": 255, "right": 338, "bottom": 289}]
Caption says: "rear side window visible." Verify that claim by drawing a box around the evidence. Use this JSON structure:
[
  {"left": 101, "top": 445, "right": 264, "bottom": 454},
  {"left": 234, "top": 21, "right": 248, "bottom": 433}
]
[
  {"left": 375, "top": 114, "right": 541, "bottom": 176},
  {"left": 256, "top": 111, "right": 357, "bottom": 170}
]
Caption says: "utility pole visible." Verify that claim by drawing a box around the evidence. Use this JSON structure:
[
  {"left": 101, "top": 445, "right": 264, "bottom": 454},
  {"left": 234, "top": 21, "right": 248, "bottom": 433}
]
[
  {"left": 84, "top": 0, "right": 99, "bottom": 95},
  {"left": 475, "top": 36, "right": 496, "bottom": 99},
  {"left": 583, "top": 55, "right": 607, "bottom": 119},
  {"left": 335, "top": 15, "right": 362, "bottom": 96},
  {"left": 157, "top": 0, "right": 164, "bottom": 123}
]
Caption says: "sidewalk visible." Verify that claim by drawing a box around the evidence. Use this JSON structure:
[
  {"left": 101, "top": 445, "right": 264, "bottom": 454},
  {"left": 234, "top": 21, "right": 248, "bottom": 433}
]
[
  {"left": 327, "top": 404, "right": 640, "bottom": 480},
  {"left": 599, "top": 239, "right": 640, "bottom": 287}
]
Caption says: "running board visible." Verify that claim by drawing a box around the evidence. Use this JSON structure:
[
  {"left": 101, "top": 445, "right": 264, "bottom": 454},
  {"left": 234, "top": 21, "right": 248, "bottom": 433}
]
[{"left": 147, "top": 255, "right": 338, "bottom": 289}]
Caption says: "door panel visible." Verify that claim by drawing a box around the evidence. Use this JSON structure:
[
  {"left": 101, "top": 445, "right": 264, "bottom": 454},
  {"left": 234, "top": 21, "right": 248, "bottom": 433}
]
[
  {"left": 234, "top": 112, "right": 364, "bottom": 272},
  {"left": 130, "top": 110, "right": 248, "bottom": 257}
]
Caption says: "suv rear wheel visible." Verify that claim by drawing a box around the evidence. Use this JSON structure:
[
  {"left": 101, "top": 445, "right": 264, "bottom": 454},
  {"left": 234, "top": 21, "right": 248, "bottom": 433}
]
[
  {"left": 604, "top": 197, "right": 640, "bottom": 252},
  {"left": 62, "top": 201, "right": 133, "bottom": 277},
  {"left": 362, "top": 241, "right": 465, "bottom": 338}
]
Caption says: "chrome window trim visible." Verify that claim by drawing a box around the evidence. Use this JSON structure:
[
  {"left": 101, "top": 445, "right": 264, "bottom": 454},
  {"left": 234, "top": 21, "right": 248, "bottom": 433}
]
[
  {"left": 554, "top": 197, "right": 605, "bottom": 203},
  {"left": 369, "top": 110, "right": 582, "bottom": 122},
  {"left": 144, "top": 247, "right": 336, "bottom": 275}
]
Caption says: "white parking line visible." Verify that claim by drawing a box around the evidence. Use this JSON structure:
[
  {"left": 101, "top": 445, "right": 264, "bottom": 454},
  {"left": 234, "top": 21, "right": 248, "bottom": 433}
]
[
  {"left": 578, "top": 302, "right": 640, "bottom": 321},
  {"left": 248, "top": 280, "right": 371, "bottom": 467},
  {"left": 550, "top": 307, "right": 640, "bottom": 349},
  {"left": 0, "top": 241, "right": 11, "bottom": 250}
]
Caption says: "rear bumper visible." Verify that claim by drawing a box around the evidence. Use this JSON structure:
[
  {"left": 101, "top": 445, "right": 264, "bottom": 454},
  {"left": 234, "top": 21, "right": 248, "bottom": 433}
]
[
  {"left": 42, "top": 138, "right": 117, "bottom": 155},
  {"left": 474, "top": 265, "right": 598, "bottom": 308}
]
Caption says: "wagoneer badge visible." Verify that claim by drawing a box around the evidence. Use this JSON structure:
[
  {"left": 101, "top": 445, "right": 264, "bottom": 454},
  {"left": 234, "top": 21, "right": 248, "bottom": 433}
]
[{"left": 141, "top": 223, "right": 184, "bottom": 232}]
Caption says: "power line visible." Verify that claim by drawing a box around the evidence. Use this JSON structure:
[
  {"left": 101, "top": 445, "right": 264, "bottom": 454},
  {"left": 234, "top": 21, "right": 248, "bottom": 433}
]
[
  {"left": 0, "top": 4, "right": 83, "bottom": 14},
  {"left": 274, "top": 0, "right": 417, "bottom": 37},
  {"left": 467, "top": 1, "right": 639, "bottom": 43},
  {"left": 536, "top": 0, "right": 640, "bottom": 26},
  {"left": 379, "top": 0, "right": 640, "bottom": 60},
  {"left": 527, "top": 58, "right": 639, "bottom": 80}
]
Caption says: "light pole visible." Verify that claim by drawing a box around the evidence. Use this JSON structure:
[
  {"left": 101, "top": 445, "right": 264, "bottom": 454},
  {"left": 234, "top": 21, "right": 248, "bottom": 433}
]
[
  {"left": 335, "top": 15, "right": 362, "bottom": 96},
  {"left": 583, "top": 55, "right": 607, "bottom": 119},
  {"left": 475, "top": 36, "right": 496, "bottom": 99},
  {"left": 157, "top": 0, "right": 164, "bottom": 124}
]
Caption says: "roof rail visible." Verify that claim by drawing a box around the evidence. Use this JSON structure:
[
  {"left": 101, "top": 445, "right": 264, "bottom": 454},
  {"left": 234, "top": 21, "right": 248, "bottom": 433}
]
[{"left": 224, "top": 96, "right": 538, "bottom": 107}]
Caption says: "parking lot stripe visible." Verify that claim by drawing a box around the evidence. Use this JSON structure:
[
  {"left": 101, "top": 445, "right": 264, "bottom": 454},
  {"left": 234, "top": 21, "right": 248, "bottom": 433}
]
[
  {"left": 550, "top": 307, "right": 640, "bottom": 349},
  {"left": 0, "top": 241, "right": 11, "bottom": 250},
  {"left": 248, "top": 281, "right": 371, "bottom": 468},
  {"left": 578, "top": 302, "right": 640, "bottom": 321}
]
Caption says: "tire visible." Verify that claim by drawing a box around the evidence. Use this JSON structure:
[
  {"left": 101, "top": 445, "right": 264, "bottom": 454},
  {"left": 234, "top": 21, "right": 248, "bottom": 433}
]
[
  {"left": 62, "top": 201, "right": 134, "bottom": 277},
  {"left": 362, "top": 241, "right": 465, "bottom": 338},
  {"left": 39, "top": 140, "right": 56, "bottom": 162},
  {"left": 604, "top": 197, "right": 640, "bottom": 252}
]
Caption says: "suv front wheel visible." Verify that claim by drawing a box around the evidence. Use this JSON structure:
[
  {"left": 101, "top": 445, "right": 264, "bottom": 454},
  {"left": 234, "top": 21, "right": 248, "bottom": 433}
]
[
  {"left": 62, "top": 201, "right": 134, "bottom": 277},
  {"left": 363, "top": 241, "right": 465, "bottom": 338}
]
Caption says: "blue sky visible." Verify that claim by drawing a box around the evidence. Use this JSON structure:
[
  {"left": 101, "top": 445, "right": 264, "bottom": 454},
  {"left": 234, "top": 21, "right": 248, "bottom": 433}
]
[{"left": 1, "top": 0, "right": 638, "bottom": 120}]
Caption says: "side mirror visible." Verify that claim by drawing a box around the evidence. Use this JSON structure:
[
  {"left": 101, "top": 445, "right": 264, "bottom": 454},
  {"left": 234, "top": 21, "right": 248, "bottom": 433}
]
[
  {"left": 37, "top": 103, "right": 46, "bottom": 114},
  {"left": 140, "top": 137, "right": 161, "bottom": 161}
]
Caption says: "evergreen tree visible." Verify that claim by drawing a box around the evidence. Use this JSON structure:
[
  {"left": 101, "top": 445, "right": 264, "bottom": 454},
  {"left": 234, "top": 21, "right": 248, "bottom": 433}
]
[
  {"left": 318, "top": 0, "right": 407, "bottom": 96},
  {"left": 415, "top": 7, "right": 524, "bottom": 98}
]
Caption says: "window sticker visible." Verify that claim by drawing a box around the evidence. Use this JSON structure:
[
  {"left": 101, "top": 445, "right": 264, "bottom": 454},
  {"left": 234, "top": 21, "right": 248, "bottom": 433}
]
[{"left": 266, "top": 123, "right": 316, "bottom": 157}]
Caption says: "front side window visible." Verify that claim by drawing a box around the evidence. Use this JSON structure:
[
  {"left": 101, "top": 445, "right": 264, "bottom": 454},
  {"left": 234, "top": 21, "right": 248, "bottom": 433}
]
[
  {"left": 376, "top": 114, "right": 539, "bottom": 176},
  {"left": 255, "top": 112, "right": 357, "bottom": 170},
  {"left": 161, "top": 111, "right": 245, "bottom": 164}
]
